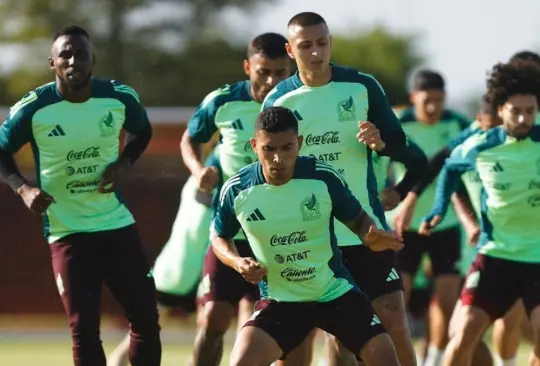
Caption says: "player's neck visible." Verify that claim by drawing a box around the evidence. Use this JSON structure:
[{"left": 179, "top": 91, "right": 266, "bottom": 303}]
[
  {"left": 262, "top": 169, "right": 293, "bottom": 186},
  {"left": 56, "top": 78, "right": 92, "bottom": 103},
  {"left": 298, "top": 66, "right": 332, "bottom": 87}
]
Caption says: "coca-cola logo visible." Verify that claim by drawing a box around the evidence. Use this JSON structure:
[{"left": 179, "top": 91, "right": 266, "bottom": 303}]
[
  {"left": 270, "top": 231, "right": 307, "bottom": 246},
  {"left": 66, "top": 147, "right": 100, "bottom": 161},
  {"left": 305, "top": 131, "right": 340, "bottom": 146}
]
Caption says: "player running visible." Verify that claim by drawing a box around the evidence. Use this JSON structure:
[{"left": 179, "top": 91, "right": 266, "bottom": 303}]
[
  {"left": 213, "top": 106, "right": 403, "bottom": 366},
  {"left": 0, "top": 26, "right": 161, "bottom": 366},
  {"left": 421, "top": 60, "right": 540, "bottom": 366},
  {"left": 180, "top": 33, "right": 292, "bottom": 366},
  {"left": 263, "top": 12, "right": 427, "bottom": 366},
  {"left": 387, "top": 69, "right": 470, "bottom": 366}
]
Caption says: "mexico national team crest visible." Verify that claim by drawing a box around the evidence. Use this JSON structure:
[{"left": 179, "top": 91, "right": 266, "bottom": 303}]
[
  {"left": 99, "top": 111, "right": 116, "bottom": 137},
  {"left": 337, "top": 96, "right": 356, "bottom": 122},
  {"left": 300, "top": 193, "right": 321, "bottom": 222}
]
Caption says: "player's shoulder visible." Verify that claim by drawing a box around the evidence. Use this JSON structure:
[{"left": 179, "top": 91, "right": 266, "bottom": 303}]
[
  {"left": 219, "top": 162, "right": 259, "bottom": 200},
  {"left": 296, "top": 156, "right": 346, "bottom": 186},
  {"left": 200, "top": 81, "right": 251, "bottom": 110},
  {"left": 397, "top": 107, "right": 416, "bottom": 123},
  {"left": 440, "top": 109, "right": 472, "bottom": 128},
  {"left": 262, "top": 76, "right": 301, "bottom": 108},
  {"left": 8, "top": 82, "right": 60, "bottom": 120},
  {"left": 448, "top": 121, "right": 483, "bottom": 151},
  {"left": 91, "top": 78, "right": 141, "bottom": 104},
  {"left": 458, "top": 126, "right": 506, "bottom": 157},
  {"left": 332, "top": 64, "right": 384, "bottom": 91}
]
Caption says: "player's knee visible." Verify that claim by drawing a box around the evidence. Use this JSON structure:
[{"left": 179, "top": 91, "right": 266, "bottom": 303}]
[
  {"left": 129, "top": 305, "right": 160, "bottom": 337},
  {"left": 70, "top": 314, "right": 100, "bottom": 341},
  {"left": 202, "top": 301, "right": 235, "bottom": 333}
]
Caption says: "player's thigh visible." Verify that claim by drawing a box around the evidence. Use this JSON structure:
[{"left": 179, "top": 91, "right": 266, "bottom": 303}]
[
  {"left": 398, "top": 231, "right": 426, "bottom": 277},
  {"left": 427, "top": 226, "right": 462, "bottom": 277},
  {"left": 520, "top": 262, "right": 540, "bottom": 321},
  {"left": 198, "top": 240, "right": 259, "bottom": 308},
  {"left": 317, "top": 290, "right": 387, "bottom": 359},
  {"left": 50, "top": 233, "right": 103, "bottom": 319},
  {"left": 101, "top": 225, "right": 158, "bottom": 316},
  {"left": 461, "top": 254, "right": 519, "bottom": 321},
  {"left": 341, "top": 245, "right": 403, "bottom": 301},
  {"left": 240, "top": 300, "right": 315, "bottom": 362}
]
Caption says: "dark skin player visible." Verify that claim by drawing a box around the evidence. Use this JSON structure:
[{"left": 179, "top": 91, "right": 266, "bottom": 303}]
[{"left": 16, "top": 33, "right": 130, "bottom": 215}]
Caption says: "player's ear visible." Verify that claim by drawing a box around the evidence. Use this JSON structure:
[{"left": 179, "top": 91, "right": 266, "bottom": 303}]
[
  {"left": 48, "top": 56, "right": 54, "bottom": 70},
  {"left": 250, "top": 137, "right": 256, "bottom": 151},
  {"left": 409, "top": 91, "right": 416, "bottom": 105},
  {"left": 297, "top": 134, "right": 303, "bottom": 150},
  {"left": 285, "top": 43, "right": 294, "bottom": 59},
  {"left": 243, "top": 59, "right": 250, "bottom": 76},
  {"left": 497, "top": 105, "right": 504, "bottom": 120}
]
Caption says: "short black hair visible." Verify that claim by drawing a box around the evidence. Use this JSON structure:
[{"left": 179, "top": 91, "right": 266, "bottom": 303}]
[
  {"left": 509, "top": 50, "right": 540, "bottom": 66},
  {"left": 412, "top": 69, "right": 445, "bottom": 91},
  {"left": 288, "top": 12, "right": 327, "bottom": 28},
  {"left": 247, "top": 33, "right": 288, "bottom": 59},
  {"left": 53, "top": 25, "right": 90, "bottom": 42},
  {"left": 256, "top": 107, "right": 298, "bottom": 134},
  {"left": 486, "top": 61, "right": 540, "bottom": 109}
]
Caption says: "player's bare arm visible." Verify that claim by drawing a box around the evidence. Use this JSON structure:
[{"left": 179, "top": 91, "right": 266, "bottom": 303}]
[
  {"left": 342, "top": 210, "right": 404, "bottom": 252},
  {"left": 212, "top": 235, "right": 267, "bottom": 284},
  {"left": 451, "top": 192, "right": 480, "bottom": 245},
  {"left": 180, "top": 131, "right": 219, "bottom": 192}
]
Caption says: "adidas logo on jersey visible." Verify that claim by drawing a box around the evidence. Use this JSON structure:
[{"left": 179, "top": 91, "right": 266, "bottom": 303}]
[
  {"left": 231, "top": 119, "right": 244, "bottom": 130},
  {"left": 370, "top": 315, "right": 381, "bottom": 326},
  {"left": 48, "top": 125, "right": 66, "bottom": 137},
  {"left": 386, "top": 267, "right": 400, "bottom": 282},
  {"left": 246, "top": 208, "right": 266, "bottom": 222},
  {"left": 489, "top": 161, "right": 504, "bottom": 172}
]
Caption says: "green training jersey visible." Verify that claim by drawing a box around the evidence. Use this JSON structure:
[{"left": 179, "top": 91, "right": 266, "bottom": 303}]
[
  {"left": 0, "top": 79, "right": 148, "bottom": 243},
  {"left": 187, "top": 81, "right": 259, "bottom": 241},
  {"left": 429, "top": 126, "right": 540, "bottom": 263},
  {"left": 262, "top": 64, "right": 408, "bottom": 246},
  {"left": 392, "top": 108, "right": 470, "bottom": 231},
  {"left": 214, "top": 157, "right": 360, "bottom": 302}
]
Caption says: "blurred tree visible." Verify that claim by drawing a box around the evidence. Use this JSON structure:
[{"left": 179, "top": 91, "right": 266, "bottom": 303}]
[
  {"left": 332, "top": 26, "right": 423, "bottom": 106},
  {"left": 0, "top": 0, "right": 273, "bottom": 104}
]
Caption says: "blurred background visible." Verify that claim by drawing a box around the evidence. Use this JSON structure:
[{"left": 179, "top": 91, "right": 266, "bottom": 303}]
[{"left": 0, "top": 0, "right": 539, "bottom": 364}]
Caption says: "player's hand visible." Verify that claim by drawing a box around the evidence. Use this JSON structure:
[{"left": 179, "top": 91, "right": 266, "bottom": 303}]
[
  {"left": 357, "top": 121, "right": 386, "bottom": 152},
  {"left": 17, "top": 184, "right": 56, "bottom": 215},
  {"left": 380, "top": 187, "right": 400, "bottom": 211},
  {"left": 234, "top": 257, "right": 268, "bottom": 284},
  {"left": 392, "top": 193, "right": 417, "bottom": 237},
  {"left": 196, "top": 166, "right": 219, "bottom": 193},
  {"left": 418, "top": 215, "right": 442, "bottom": 236},
  {"left": 98, "top": 160, "right": 126, "bottom": 194},
  {"left": 362, "top": 226, "right": 404, "bottom": 252}
]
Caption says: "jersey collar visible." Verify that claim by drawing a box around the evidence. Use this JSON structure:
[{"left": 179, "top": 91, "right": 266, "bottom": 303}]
[{"left": 291, "top": 63, "right": 336, "bottom": 88}]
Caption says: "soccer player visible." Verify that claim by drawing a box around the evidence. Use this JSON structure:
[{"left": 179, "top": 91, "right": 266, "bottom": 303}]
[
  {"left": 262, "top": 12, "right": 428, "bottom": 366},
  {"left": 214, "top": 106, "right": 403, "bottom": 366},
  {"left": 385, "top": 69, "right": 470, "bottom": 366},
  {"left": 180, "top": 33, "right": 292, "bottom": 366},
  {"left": 108, "top": 149, "right": 217, "bottom": 366},
  {"left": 421, "top": 60, "right": 540, "bottom": 366},
  {"left": 0, "top": 26, "right": 161, "bottom": 366}
]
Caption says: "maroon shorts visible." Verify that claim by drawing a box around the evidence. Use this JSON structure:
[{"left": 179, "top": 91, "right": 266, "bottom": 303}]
[
  {"left": 400, "top": 226, "right": 462, "bottom": 277},
  {"left": 461, "top": 254, "right": 540, "bottom": 320},
  {"left": 197, "top": 240, "right": 259, "bottom": 306},
  {"left": 244, "top": 290, "right": 385, "bottom": 360},
  {"left": 340, "top": 245, "right": 403, "bottom": 300}
]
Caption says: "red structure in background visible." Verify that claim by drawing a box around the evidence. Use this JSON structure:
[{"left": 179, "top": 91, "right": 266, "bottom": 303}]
[{"left": 0, "top": 108, "right": 206, "bottom": 316}]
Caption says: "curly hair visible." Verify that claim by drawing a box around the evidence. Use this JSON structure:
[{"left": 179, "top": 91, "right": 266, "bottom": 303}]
[{"left": 486, "top": 60, "right": 540, "bottom": 109}]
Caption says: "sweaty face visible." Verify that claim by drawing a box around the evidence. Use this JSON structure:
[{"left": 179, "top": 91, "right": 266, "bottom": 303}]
[
  {"left": 410, "top": 89, "right": 445, "bottom": 124},
  {"left": 246, "top": 54, "right": 291, "bottom": 103},
  {"left": 287, "top": 23, "right": 331, "bottom": 74},
  {"left": 476, "top": 112, "right": 502, "bottom": 131},
  {"left": 50, "top": 35, "right": 93, "bottom": 90},
  {"left": 499, "top": 94, "right": 537, "bottom": 138},
  {"left": 251, "top": 129, "right": 302, "bottom": 184}
]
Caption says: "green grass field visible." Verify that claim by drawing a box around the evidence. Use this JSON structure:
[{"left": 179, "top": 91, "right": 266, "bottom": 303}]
[{"left": 0, "top": 330, "right": 534, "bottom": 366}]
